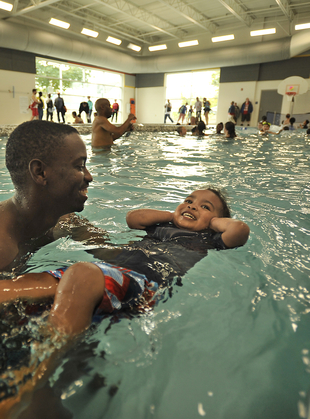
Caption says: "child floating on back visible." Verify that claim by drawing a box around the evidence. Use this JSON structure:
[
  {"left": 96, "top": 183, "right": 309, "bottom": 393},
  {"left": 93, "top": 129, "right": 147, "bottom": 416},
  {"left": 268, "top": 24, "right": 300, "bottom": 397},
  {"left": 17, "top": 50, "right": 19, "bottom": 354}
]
[
  {"left": 0, "top": 188, "right": 249, "bottom": 415},
  {"left": 0, "top": 188, "right": 249, "bottom": 336}
]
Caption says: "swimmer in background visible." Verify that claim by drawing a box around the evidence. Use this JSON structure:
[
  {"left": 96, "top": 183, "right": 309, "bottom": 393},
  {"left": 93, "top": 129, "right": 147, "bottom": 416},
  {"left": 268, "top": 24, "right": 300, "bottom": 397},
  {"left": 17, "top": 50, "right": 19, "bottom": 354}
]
[
  {"left": 72, "top": 111, "right": 84, "bottom": 124},
  {"left": 299, "top": 119, "right": 309, "bottom": 129},
  {"left": 216, "top": 122, "right": 224, "bottom": 134},
  {"left": 259, "top": 122, "right": 283, "bottom": 135},
  {"left": 224, "top": 121, "right": 237, "bottom": 138},
  {"left": 91, "top": 98, "right": 136, "bottom": 148},
  {"left": 258, "top": 115, "right": 269, "bottom": 130},
  {"left": 288, "top": 117, "right": 296, "bottom": 130},
  {"left": 192, "top": 121, "right": 208, "bottom": 136},
  {"left": 176, "top": 126, "right": 187, "bottom": 136},
  {"left": 281, "top": 113, "right": 290, "bottom": 127}
]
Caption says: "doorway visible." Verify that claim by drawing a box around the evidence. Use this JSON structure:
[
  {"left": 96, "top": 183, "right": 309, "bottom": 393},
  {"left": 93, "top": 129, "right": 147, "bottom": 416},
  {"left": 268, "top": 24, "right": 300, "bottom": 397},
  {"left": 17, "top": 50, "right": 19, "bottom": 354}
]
[{"left": 259, "top": 90, "right": 283, "bottom": 125}]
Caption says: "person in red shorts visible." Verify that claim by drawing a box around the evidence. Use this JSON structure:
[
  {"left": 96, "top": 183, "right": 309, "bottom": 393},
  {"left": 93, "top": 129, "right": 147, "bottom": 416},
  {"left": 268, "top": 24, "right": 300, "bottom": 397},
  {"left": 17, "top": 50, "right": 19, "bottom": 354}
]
[
  {"left": 111, "top": 99, "right": 119, "bottom": 122},
  {"left": 29, "top": 88, "right": 39, "bottom": 121}
]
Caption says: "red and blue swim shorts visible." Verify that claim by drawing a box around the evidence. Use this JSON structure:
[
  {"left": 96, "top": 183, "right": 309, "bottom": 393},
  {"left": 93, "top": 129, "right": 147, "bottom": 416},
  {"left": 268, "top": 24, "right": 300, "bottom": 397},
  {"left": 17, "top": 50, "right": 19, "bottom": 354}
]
[{"left": 46, "top": 261, "right": 158, "bottom": 314}]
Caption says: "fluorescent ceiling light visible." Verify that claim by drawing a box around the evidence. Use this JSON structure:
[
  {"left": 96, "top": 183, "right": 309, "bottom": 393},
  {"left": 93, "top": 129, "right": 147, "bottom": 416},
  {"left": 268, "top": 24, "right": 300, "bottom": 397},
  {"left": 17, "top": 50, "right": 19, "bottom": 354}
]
[
  {"left": 49, "top": 18, "right": 70, "bottom": 29},
  {"left": 81, "top": 28, "right": 98, "bottom": 38},
  {"left": 250, "top": 28, "right": 276, "bottom": 36},
  {"left": 0, "top": 1, "right": 13, "bottom": 11},
  {"left": 148, "top": 44, "right": 167, "bottom": 52},
  {"left": 212, "top": 34, "right": 234, "bottom": 43},
  {"left": 295, "top": 23, "right": 310, "bottom": 30},
  {"left": 127, "top": 43, "right": 141, "bottom": 52},
  {"left": 178, "top": 40, "right": 199, "bottom": 48},
  {"left": 106, "top": 36, "right": 122, "bottom": 45}
]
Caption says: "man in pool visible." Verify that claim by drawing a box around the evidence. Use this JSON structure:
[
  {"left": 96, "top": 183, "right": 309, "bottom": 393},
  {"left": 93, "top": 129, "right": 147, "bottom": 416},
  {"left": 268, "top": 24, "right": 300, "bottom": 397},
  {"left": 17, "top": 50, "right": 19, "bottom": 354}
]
[
  {"left": 0, "top": 120, "right": 100, "bottom": 272},
  {"left": 91, "top": 98, "right": 136, "bottom": 148}
]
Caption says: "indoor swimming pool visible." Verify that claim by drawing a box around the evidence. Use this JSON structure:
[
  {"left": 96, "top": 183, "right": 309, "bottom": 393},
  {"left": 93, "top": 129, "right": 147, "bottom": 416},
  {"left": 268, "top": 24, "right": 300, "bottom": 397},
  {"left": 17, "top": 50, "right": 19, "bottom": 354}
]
[{"left": 0, "top": 127, "right": 310, "bottom": 418}]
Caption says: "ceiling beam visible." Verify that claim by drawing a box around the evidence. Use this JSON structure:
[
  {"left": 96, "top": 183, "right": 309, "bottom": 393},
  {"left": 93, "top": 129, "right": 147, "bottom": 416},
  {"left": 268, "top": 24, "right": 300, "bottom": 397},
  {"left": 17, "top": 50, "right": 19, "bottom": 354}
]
[
  {"left": 90, "top": 0, "right": 178, "bottom": 39},
  {"left": 12, "top": 0, "right": 19, "bottom": 13},
  {"left": 157, "top": 0, "right": 218, "bottom": 34},
  {"left": 275, "top": 0, "right": 294, "bottom": 21},
  {"left": 7, "top": 0, "right": 61, "bottom": 17},
  {"left": 216, "top": 0, "right": 253, "bottom": 27},
  {"left": 49, "top": 3, "right": 150, "bottom": 44}
]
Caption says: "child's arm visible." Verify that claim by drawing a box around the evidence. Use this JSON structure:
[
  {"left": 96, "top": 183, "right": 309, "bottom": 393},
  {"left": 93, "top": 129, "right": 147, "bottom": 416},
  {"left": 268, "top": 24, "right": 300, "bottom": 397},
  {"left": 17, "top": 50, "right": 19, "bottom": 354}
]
[
  {"left": 209, "top": 217, "right": 250, "bottom": 248},
  {"left": 126, "top": 209, "right": 174, "bottom": 230}
]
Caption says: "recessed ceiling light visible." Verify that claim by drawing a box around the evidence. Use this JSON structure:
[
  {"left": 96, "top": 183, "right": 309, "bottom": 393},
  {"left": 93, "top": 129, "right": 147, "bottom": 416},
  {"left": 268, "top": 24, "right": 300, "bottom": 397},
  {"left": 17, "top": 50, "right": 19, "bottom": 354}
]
[
  {"left": 0, "top": 1, "right": 13, "bottom": 11},
  {"left": 106, "top": 36, "right": 122, "bottom": 45},
  {"left": 178, "top": 40, "right": 199, "bottom": 48},
  {"left": 250, "top": 28, "right": 276, "bottom": 36},
  {"left": 295, "top": 23, "right": 310, "bottom": 30},
  {"left": 148, "top": 44, "right": 167, "bottom": 52},
  {"left": 49, "top": 18, "right": 70, "bottom": 29},
  {"left": 212, "top": 34, "right": 234, "bottom": 43},
  {"left": 81, "top": 28, "right": 98, "bottom": 38},
  {"left": 127, "top": 43, "right": 141, "bottom": 52}
]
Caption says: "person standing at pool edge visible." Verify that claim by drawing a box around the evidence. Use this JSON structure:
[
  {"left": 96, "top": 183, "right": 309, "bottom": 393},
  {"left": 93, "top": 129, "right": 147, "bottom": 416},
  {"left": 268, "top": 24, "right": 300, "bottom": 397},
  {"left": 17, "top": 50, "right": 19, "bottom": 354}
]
[
  {"left": 164, "top": 100, "right": 173, "bottom": 123},
  {"left": 92, "top": 98, "right": 136, "bottom": 147},
  {"left": 87, "top": 96, "right": 93, "bottom": 123},
  {"left": 240, "top": 98, "right": 253, "bottom": 126},
  {"left": 29, "top": 88, "right": 39, "bottom": 121},
  {"left": 111, "top": 99, "right": 119, "bottom": 122}
]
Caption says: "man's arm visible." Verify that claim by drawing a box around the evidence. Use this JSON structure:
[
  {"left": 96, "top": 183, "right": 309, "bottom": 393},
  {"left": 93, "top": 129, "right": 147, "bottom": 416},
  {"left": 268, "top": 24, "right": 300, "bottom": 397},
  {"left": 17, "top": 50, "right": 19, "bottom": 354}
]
[
  {"left": 209, "top": 217, "right": 250, "bottom": 248},
  {"left": 0, "top": 272, "right": 58, "bottom": 305},
  {"left": 52, "top": 213, "right": 109, "bottom": 245},
  {"left": 126, "top": 209, "right": 173, "bottom": 230},
  {"left": 100, "top": 113, "right": 136, "bottom": 140}
]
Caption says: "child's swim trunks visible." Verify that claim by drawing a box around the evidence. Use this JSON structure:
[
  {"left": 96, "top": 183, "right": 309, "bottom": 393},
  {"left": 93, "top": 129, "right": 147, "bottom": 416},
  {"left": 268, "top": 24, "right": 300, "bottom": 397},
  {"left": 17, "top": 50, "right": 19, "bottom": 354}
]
[{"left": 46, "top": 261, "right": 158, "bottom": 314}]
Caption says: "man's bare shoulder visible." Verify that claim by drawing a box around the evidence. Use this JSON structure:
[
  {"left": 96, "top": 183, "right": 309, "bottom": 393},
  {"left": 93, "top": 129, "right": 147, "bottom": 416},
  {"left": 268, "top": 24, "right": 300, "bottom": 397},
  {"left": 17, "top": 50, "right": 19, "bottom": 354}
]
[
  {"left": 0, "top": 200, "right": 20, "bottom": 270},
  {"left": 92, "top": 115, "right": 108, "bottom": 132},
  {"left": 91, "top": 116, "right": 114, "bottom": 147}
]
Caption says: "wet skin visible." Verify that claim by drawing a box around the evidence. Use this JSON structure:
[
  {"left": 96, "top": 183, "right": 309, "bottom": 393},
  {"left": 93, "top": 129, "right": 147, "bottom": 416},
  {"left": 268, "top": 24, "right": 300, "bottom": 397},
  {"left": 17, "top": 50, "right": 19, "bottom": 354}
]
[{"left": 172, "top": 190, "right": 223, "bottom": 232}]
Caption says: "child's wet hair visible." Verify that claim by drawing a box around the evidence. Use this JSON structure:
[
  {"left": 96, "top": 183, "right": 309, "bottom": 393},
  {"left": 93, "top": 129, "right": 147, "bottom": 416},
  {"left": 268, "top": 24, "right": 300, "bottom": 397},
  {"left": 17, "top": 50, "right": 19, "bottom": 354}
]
[{"left": 206, "top": 187, "right": 231, "bottom": 218}]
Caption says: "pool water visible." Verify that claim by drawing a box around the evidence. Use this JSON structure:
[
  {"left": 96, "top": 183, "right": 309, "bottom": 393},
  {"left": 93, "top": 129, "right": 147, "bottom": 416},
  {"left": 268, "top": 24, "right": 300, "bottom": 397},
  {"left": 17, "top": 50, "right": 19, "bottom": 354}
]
[{"left": 1, "top": 128, "right": 310, "bottom": 418}]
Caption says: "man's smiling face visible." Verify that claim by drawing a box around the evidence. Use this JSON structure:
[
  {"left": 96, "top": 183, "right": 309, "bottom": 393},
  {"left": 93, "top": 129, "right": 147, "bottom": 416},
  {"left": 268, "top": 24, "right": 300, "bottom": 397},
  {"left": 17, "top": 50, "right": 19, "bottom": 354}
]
[{"left": 45, "top": 133, "right": 93, "bottom": 214}]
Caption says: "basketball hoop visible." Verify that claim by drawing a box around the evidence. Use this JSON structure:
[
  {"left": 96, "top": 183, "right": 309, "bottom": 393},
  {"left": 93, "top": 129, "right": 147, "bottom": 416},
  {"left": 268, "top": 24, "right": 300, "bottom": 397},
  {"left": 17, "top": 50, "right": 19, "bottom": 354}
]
[{"left": 285, "top": 91, "right": 297, "bottom": 101}]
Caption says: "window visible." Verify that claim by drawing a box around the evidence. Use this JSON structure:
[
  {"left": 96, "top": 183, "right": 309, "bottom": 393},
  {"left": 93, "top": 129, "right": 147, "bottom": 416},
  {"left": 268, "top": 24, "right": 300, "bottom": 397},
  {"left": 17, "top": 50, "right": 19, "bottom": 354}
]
[
  {"left": 166, "top": 70, "right": 220, "bottom": 124},
  {"left": 35, "top": 58, "right": 123, "bottom": 122}
]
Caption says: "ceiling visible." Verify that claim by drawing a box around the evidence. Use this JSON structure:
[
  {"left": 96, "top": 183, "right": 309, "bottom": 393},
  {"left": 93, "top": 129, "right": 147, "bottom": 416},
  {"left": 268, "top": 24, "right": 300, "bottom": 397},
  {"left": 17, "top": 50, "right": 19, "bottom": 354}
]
[{"left": 1, "top": 0, "right": 310, "bottom": 59}]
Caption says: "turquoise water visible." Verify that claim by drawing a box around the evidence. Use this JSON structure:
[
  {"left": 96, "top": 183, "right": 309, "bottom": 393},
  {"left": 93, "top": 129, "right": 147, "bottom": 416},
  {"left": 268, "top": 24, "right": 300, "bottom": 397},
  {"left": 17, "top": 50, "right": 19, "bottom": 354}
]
[{"left": 1, "top": 129, "right": 310, "bottom": 418}]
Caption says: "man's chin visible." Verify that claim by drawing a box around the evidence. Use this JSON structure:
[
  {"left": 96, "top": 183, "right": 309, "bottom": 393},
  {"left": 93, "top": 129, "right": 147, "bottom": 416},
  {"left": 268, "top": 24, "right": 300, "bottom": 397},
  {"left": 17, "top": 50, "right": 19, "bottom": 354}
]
[{"left": 73, "top": 200, "right": 86, "bottom": 213}]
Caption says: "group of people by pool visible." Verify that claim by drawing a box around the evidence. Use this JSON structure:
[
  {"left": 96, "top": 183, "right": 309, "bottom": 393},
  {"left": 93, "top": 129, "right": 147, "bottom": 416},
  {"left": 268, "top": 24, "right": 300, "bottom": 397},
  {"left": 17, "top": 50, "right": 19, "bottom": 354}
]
[
  {"left": 166, "top": 97, "right": 212, "bottom": 126},
  {"left": 177, "top": 112, "right": 310, "bottom": 138},
  {"left": 0, "top": 96, "right": 250, "bottom": 414},
  {"left": 257, "top": 114, "right": 310, "bottom": 135},
  {"left": 176, "top": 121, "right": 236, "bottom": 138},
  {"left": 169, "top": 97, "right": 254, "bottom": 129}
]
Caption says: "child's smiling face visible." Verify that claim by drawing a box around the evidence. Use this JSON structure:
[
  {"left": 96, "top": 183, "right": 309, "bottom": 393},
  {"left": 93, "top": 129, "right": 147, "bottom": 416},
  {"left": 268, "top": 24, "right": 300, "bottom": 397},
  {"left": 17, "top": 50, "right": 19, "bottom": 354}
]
[{"left": 173, "top": 190, "right": 224, "bottom": 231}]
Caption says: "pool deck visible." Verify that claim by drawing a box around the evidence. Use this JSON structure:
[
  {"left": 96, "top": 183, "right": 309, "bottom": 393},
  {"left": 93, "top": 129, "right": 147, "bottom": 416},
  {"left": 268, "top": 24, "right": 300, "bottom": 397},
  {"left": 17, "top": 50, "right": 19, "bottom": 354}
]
[{"left": 0, "top": 123, "right": 199, "bottom": 137}]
